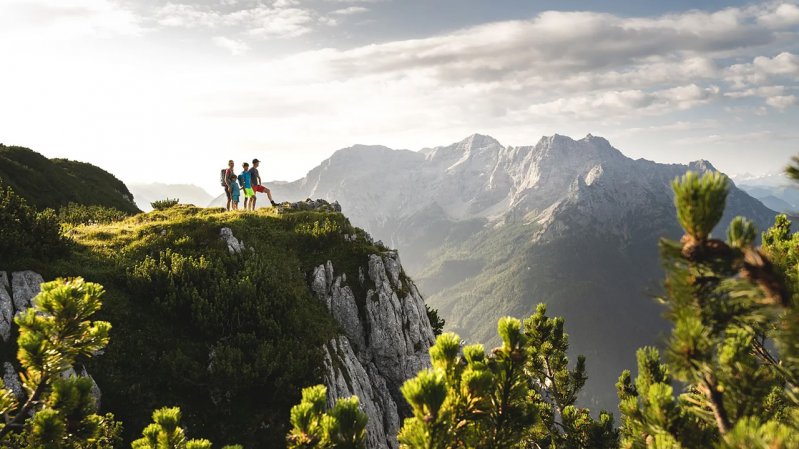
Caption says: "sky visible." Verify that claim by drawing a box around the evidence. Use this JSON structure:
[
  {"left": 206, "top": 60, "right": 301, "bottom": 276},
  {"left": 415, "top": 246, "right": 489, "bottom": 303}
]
[{"left": 1, "top": 0, "right": 798, "bottom": 194}]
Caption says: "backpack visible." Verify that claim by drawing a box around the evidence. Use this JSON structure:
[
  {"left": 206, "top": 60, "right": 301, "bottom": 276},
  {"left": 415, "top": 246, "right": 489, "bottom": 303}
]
[{"left": 220, "top": 168, "right": 228, "bottom": 187}]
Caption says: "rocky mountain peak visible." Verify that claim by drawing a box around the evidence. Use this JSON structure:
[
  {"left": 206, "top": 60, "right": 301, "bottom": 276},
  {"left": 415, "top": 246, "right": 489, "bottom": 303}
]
[
  {"left": 424, "top": 133, "right": 503, "bottom": 166},
  {"left": 688, "top": 159, "right": 718, "bottom": 173}
]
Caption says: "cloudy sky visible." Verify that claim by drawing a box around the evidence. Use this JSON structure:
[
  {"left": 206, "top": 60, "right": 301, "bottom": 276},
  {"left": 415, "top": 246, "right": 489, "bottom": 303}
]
[{"left": 1, "top": 0, "right": 798, "bottom": 193}]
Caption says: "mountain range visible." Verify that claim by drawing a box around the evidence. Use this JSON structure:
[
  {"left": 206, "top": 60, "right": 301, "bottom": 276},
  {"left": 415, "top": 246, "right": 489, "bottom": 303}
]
[
  {"left": 732, "top": 172, "right": 799, "bottom": 214},
  {"left": 258, "top": 133, "right": 777, "bottom": 410}
]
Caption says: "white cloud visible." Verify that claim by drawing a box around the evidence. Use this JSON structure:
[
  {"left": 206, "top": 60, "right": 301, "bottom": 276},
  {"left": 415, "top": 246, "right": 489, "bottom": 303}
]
[
  {"left": 331, "top": 6, "right": 368, "bottom": 15},
  {"left": 726, "top": 52, "right": 799, "bottom": 86},
  {"left": 213, "top": 36, "right": 250, "bottom": 55},
  {"left": 0, "top": 0, "right": 143, "bottom": 38},
  {"left": 524, "top": 84, "right": 720, "bottom": 120},
  {"left": 154, "top": 2, "right": 317, "bottom": 37},
  {"left": 758, "top": 2, "right": 799, "bottom": 27},
  {"left": 766, "top": 94, "right": 799, "bottom": 109},
  {"left": 673, "top": 131, "right": 775, "bottom": 145}
]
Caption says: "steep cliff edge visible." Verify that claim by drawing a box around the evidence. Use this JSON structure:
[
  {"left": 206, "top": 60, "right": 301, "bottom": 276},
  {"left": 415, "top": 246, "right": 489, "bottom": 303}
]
[{"left": 312, "top": 254, "right": 434, "bottom": 449}]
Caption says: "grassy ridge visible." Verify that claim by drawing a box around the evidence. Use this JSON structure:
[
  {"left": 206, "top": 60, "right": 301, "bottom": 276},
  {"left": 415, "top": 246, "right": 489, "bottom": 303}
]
[
  {"left": 0, "top": 145, "right": 139, "bottom": 213},
  {"left": 22, "top": 205, "right": 387, "bottom": 448}
]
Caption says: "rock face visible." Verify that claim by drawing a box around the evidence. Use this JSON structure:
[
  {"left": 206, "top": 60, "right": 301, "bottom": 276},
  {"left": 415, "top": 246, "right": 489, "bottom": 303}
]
[
  {"left": 0, "top": 271, "right": 44, "bottom": 342},
  {"left": 312, "top": 252, "right": 435, "bottom": 449}
]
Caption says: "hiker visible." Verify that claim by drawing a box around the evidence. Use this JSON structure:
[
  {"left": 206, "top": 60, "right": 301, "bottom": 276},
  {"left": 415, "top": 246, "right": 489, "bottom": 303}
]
[
  {"left": 229, "top": 170, "right": 241, "bottom": 211},
  {"left": 239, "top": 162, "right": 254, "bottom": 210},
  {"left": 222, "top": 160, "right": 235, "bottom": 211},
  {"left": 249, "top": 158, "right": 278, "bottom": 210}
]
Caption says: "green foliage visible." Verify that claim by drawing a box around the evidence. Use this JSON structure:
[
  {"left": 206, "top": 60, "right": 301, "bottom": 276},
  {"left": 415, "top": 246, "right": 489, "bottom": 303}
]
[
  {"left": 617, "top": 170, "right": 799, "bottom": 448},
  {"left": 0, "top": 144, "right": 138, "bottom": 213},
  {"left": 672, "top": 171, "right": 729, "bottom": 241},
  {"left": 294, "top": 218, "right": 342, "bottom": 238},
  {"left": 0, "top": 182, "right": 69, "bottom": 262},
  {"left": 150, "top": 199, "right": 180, "bottom": 211},
  {"left": 425, "top": 305, "right": 445, "bottom": 336},
  {"left": 0, "top": 277, "right": 121, "bottom": 449},
  {"left": 524, "top": 304, "right": 618, "bottom": 449},
  {"left": 726, "top": 216, "right": 756, "bottom": 249},
  {"left": 58, "top": 203, "right": 130, "bottom": 227},
  {"left": 286, "top": 385, "right": 367, "bottom": 449},
  {"left": 786, "top": 156, "right": 799, "bottom": 183},
  {"left": 45, "top": 206, "right": 383, "bottom": 448},
  {"left": 396, "top": 308, "right": 616, "bottom": 449},
  {"left": 132, "top": 407, "right": 240, "bottom": 449}
]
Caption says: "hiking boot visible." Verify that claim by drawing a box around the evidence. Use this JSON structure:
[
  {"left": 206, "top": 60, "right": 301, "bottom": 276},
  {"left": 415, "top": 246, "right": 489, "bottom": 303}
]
[{"left": 271, "top": 200, "right": 279, "bottom": 207}]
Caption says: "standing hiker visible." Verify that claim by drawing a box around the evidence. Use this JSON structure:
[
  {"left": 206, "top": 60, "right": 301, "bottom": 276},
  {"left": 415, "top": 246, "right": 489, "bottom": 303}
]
[
  {"left": 239, "top": 162, "right": 254, "bottom": 210},
  {"left": 249, "top": 158, "right": 278, "bottom": 210},
  {"left": 222, "top": 160, "right": 235, "bottom": 211},
  {"left": 229, "top": 170, "right": 241, "bottom": 211}
]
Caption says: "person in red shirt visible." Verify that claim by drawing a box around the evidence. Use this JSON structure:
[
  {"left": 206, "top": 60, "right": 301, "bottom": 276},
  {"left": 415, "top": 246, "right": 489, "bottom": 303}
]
[{"left": 248, "top": 159, "right": 278, "bottom": 210}]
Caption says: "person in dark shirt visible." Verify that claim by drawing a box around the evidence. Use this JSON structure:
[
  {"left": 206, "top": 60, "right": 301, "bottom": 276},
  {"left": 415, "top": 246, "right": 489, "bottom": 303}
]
[
  {"left": 223, "top": 160, "right": 235, "bottom": 211},
  {"left": 248, "top": 158, "right": 278, "bottom": 210}
]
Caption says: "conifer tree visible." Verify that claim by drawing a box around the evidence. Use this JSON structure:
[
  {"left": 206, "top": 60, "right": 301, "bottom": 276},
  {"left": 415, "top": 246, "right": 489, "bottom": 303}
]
[
  {"left": 397, "top": 311, "right": 616, "bottom": 449},
  {"left": 617, "top": 171, "right": 799, "bottom": 449},
  {"left": 286, "top": 385, "right": 367, "bottom": 449},
  {"left": 524, "top": 304, "right": 617, "bottom": 449},
  {"left": 0, "top": 277, "right": 118, "bottom": 449},
  {"left": 398, "top": 318, "right": 536, "bottom": 449},
  {"left": 132, "top": 407, "right": 243, "bottom": 449}
]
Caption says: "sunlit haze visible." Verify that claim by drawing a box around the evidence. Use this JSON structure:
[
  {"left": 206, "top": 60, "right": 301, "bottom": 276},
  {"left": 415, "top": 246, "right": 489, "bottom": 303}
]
[{"left": 2, "top": 0, "right": 798, "bottom": 194}]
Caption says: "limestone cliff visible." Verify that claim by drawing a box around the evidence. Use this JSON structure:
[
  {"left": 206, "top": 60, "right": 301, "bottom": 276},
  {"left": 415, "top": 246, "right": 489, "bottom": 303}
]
[{"left": 311, "top": 253, "right": 435, "bottom": 449}]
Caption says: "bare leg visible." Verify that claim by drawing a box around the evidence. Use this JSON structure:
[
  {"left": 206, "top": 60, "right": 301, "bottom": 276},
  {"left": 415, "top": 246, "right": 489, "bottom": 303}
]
[
  {"left": 251, "top": 196, "right": 257, "bottom": 210},
  {"left": 244, "top": 196, "right": 248, "bottom": 209},
  {"left": 265, "top": 187, "right": 274, "bottom": 203}
]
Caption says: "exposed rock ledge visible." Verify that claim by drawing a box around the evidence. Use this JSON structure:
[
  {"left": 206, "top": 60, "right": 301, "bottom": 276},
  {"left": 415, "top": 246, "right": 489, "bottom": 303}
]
[
  {"left": 0, "top": 271, "right": 44, "bottom": 342},
  {"left": 312, "top": 253, "right": 435, "bottom": 449}
]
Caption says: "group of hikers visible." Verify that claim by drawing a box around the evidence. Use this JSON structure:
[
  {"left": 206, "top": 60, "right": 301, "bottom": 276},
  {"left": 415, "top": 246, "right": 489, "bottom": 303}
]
[{"left": 222, "top": 159, "right": 279, "bottom": 211}]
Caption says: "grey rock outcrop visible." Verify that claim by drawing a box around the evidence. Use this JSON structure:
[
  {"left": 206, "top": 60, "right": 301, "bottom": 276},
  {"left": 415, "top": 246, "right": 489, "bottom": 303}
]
[
  {"left": 0, "top": 273, "right": 12, "bottom": 342},
  {"left": 312, "top": 252, "right": 435, "bottom": 449},
  {"left": 282, "top": 198, "right": 342, "bottom": 212},
  {"left": 11, "top": 271, "right": 43, "bottom": 315},
  {"left": 220, "top": 227, "right": 244, "bottom": 254},
  {"left": 3, "top": 362, "right": 23, "bottom": 400},
  {"left": 0, "top": 271, "right": 44, "bottom": 342}
]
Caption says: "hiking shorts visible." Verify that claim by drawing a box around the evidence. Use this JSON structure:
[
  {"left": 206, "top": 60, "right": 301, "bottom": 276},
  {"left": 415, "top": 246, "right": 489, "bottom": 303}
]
[
  {"left": 232, "top": 190, "right": 240, "bottom": 203},
  {"left": 254, "top": 185, "right": 269, "bottom": 193},
  {"left": 244, "top": 187, "right": 255, "bottom": 198}
]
